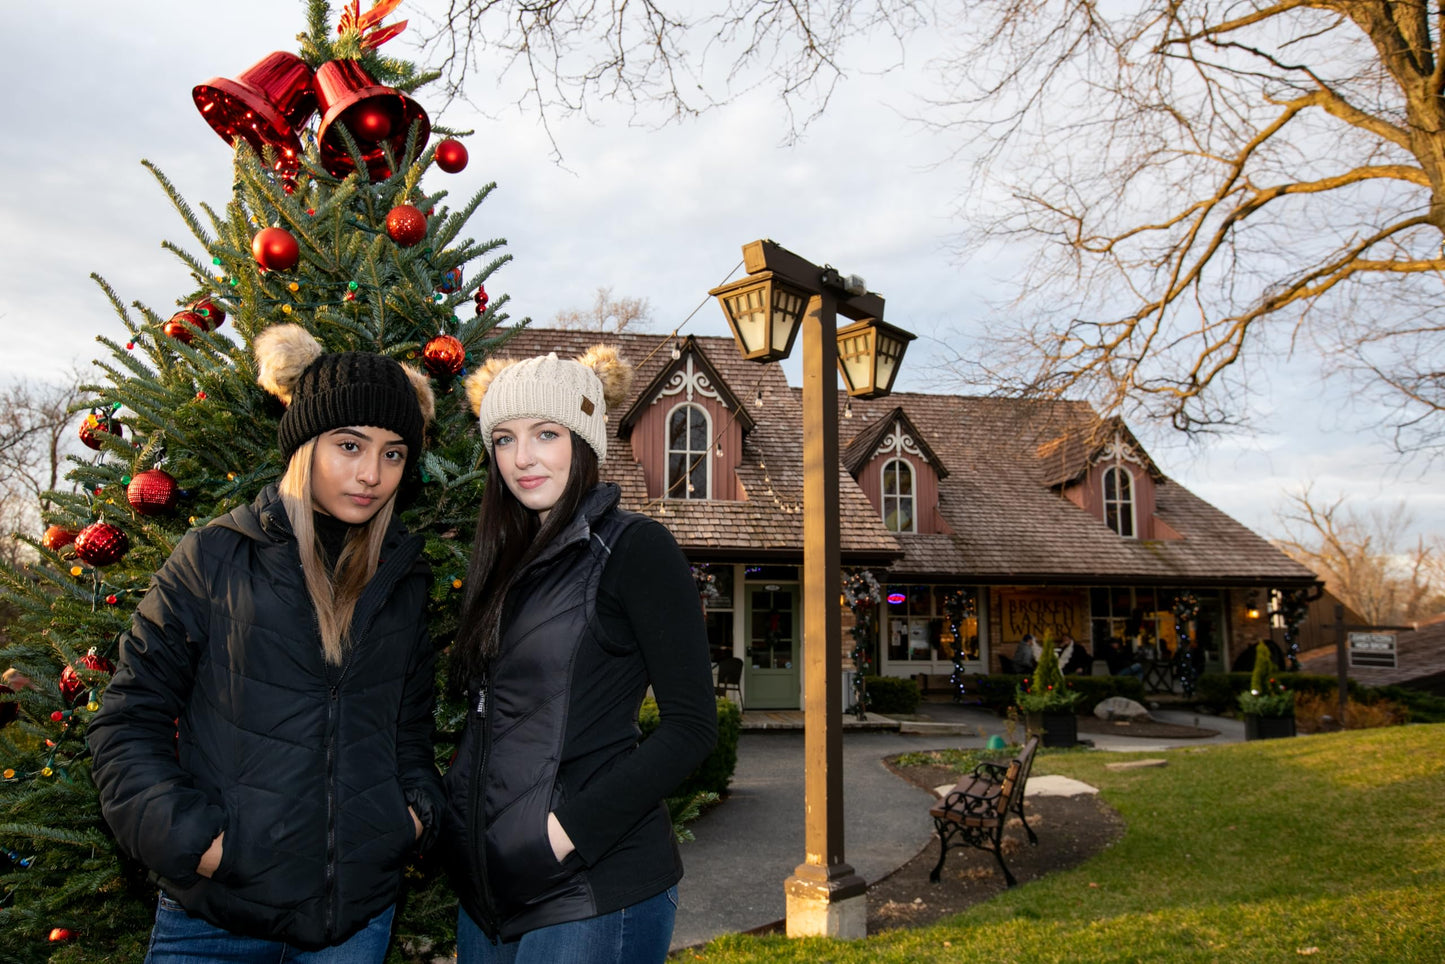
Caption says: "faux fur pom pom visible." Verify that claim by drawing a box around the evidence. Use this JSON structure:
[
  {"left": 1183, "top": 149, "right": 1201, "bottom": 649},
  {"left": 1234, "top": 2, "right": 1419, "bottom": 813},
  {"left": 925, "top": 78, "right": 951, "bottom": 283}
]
[{"left": 254, "top": 324, "right": 322, "bottom": 405}]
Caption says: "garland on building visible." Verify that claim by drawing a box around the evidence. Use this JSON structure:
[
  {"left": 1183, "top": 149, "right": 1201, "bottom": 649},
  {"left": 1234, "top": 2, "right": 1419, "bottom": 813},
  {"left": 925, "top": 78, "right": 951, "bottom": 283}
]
[
  {"left": 1276, "top": 588, "right": 1310, "bottom": 671},
  {"left": 841, "top": 570, "right": 880, "bottom": 719},
  {"left": 1171, "top": 591, "right": 1201, "bottom": 696},
  {"left": 942, "top": 589, "right": 978, "bottom": 704}
]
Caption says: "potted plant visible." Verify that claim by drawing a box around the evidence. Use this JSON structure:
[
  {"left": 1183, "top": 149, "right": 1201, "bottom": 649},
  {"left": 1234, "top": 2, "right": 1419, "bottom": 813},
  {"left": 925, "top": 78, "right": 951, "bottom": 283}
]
[
  {"left": 1016, "top": 636, "right": 1082, "bottom": 747},
  {"left": 1239, "top": 642, "right": 1296, "bottom": 740}
]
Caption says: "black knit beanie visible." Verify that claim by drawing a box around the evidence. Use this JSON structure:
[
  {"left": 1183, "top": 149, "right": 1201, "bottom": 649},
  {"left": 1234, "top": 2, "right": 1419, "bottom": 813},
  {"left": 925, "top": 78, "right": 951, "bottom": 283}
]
[{"left": 277, "top": 351, "right": 425, "bottom": 467}]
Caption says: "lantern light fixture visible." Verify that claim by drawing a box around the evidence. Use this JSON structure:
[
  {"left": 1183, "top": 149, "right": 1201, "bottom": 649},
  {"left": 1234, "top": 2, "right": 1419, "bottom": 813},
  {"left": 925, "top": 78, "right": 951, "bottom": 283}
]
[
  {"left": 835, "top": 317, "right": 916, "bottom": 399},
  {"left": 709, "top": 271, "right": 809, "bottom": 362}
]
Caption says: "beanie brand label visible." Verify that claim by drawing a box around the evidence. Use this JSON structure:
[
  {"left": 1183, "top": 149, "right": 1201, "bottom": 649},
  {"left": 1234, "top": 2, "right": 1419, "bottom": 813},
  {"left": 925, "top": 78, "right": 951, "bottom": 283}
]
[{"left": 580, "top": 397, "right": 595, "bottom": 416}]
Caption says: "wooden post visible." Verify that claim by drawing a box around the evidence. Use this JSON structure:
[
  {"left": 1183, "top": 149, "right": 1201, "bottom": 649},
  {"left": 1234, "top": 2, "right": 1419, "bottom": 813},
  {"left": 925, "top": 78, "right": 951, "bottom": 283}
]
[
  {"left": 783, "top": 290, "right": 867, "bottom": 938},
  {"left": 1334, "top": 603, "right": 1348, "bottom": 727}
]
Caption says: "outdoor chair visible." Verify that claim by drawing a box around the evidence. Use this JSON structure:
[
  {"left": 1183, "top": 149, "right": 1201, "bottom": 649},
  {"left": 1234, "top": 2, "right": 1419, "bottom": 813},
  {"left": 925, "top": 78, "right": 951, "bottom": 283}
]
[{"left": 714, "top": 657, "right": 743, "bottom": 704}]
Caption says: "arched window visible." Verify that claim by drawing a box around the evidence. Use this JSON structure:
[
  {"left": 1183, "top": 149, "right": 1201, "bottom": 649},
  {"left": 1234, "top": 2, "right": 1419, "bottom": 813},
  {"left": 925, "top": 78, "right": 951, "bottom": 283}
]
[
  {"left": 882, "top": 458, "right": 915, "bottom": 532},
  {"left": 1103, "top": 466, "right": 1136, "bottom": 537},
  {"left": 666, "top": 403, "right": 710, "bottom": 499}
]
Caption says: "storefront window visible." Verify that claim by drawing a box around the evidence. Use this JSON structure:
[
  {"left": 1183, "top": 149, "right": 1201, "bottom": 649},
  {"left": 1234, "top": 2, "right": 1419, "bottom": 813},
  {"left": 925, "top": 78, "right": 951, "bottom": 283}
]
[{"left": 883, "top": 584, "right": 978, "bottom": 662}]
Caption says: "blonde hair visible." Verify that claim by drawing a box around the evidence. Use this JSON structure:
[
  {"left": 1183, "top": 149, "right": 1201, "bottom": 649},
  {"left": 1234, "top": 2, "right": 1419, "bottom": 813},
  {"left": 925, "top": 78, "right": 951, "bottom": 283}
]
[{"left": 278, "top": 438, "right": 397, "bottom": 665}]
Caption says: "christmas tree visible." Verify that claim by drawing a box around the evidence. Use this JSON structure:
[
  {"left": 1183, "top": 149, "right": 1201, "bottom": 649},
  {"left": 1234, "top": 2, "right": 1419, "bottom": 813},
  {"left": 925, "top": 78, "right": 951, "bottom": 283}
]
[{"left": 0, "top": 3, "right": 505, "bottom": 959}]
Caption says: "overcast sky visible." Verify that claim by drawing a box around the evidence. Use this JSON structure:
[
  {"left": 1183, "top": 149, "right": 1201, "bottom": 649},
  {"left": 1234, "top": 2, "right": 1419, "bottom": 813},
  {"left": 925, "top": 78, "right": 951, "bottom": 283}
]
[{"left": 2, "top": 1, "right": 1441, "bottom": 543}]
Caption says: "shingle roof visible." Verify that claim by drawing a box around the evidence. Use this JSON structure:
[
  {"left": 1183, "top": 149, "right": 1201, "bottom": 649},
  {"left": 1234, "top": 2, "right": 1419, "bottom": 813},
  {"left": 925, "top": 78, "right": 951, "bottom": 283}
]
[
  {"left": 1297, "top": 616, "right": 1445, "bottom": 689},
  {"left": 481, "top": 328, "right": 1316, "bottom": 586}
]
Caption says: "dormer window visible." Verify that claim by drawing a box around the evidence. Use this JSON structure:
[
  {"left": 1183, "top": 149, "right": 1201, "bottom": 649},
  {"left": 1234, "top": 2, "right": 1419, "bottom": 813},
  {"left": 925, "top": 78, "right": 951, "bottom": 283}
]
[
  {"left": 882, "top": 458, "right": 916, "bottom": 532},
  {"left": 667, "top": 403, "right": 711, "bottom": 498},
  {"left": 1104, "top": 465, "right": 1135, "bottom": 537}
]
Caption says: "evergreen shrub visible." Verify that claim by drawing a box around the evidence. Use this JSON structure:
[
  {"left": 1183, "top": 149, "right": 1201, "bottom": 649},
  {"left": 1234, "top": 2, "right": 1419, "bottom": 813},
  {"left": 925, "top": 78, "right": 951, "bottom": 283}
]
[
  {"left": 862, "top": 675, "right": 921, "bottom": 714},
  {"left": 639, "top": 696, "right": 742, "bottom": 798}
]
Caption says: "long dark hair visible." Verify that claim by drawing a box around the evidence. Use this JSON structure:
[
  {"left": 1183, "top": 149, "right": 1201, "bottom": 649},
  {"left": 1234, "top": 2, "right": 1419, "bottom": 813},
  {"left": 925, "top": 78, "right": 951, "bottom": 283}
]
[{"left": 450, "top": 435, "right": 601, "bottom": 692}]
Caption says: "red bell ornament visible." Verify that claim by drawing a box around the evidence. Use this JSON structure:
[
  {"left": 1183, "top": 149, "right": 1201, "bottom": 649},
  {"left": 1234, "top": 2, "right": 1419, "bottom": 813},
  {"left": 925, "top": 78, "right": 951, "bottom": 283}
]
[
  {"left": 74, "top": 522, "right": 129, "bottom": 567},
  {"left": 43, "top": 525, "right": 78, "bottom": 551},
  {"left": 127, "top": 468, "right": 179, "bottom": 516},
  {"left": 435, "top": 138, "right": 468, "bottom": 173},
  {"left": 59, "top": 649, "right": 116, "bottom": 704},
  {"left": 386, "top": 205, "right": 427, "bottom": 247},
  {"left": 164, "top": 310, "right": 205, "bottom": 344},
  {"left": 78, "top": 411, "right": 122, "bottom": 450},
  {"left": 423, "top": 334, "right": 465, "bottom": 378},
  {"left": 314, "top": 60, "right": 430, "bottom": 181},
  {"left": 252, "top": 227, "right": 300, "bottom": 271},
  {"left": 191, "top": 297, "right": 226, "bottom": 331},
  {"left": 193, "top": 51, "right": 318, "bottom": 177}
]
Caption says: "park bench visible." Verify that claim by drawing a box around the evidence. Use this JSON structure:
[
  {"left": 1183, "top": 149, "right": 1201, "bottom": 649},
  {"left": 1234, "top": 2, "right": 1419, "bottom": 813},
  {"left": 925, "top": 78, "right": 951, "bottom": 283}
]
[{"left": 927, "top": 735, "right": 1040, "bottom": 887}]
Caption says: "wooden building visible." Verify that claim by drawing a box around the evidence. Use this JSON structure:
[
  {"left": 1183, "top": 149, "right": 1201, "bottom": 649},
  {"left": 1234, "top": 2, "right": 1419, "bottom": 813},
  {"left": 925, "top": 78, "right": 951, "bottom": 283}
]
[{"left": 485, "top": 328, "right": 1320, "bottom": 709}]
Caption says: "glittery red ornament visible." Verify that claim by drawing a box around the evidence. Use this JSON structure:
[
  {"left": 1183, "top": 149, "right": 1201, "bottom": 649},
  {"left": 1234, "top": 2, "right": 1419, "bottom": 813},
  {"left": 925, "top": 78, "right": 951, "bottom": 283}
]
[
  {"left": 423, "top": 334, "right": 465, "bottom": 378},
  {"left": 474, "top": 284, "right": 490, "bottom": 316},
  {"left": 59, "top": 650, "right": 115, "bottom": 704},
  {"left": 435, "top": 138, "right": 468, "bottom": 173},
  {"left": 252, "top": 226, "right": 300, "bottom": 271},
  {"left": 78, "top": 412, "right": 122, "bottom": 450},
  {"left": 42, "top": 525, "right": 78, "bottom": 551},
  {"left": 191, "top": 297, "right": 226, "bottom": 331},
  {"left": 127, "top": 468, "right": 179, "bottom": 516},
  {"left": 164, "top": 310, "right": 205, "bottom": 344},
  {"left": 385, "top": 205, "right": 427, "bottom": 247},
  {"left": 74, "top": 522, "right": 129, "bottom": 567}
]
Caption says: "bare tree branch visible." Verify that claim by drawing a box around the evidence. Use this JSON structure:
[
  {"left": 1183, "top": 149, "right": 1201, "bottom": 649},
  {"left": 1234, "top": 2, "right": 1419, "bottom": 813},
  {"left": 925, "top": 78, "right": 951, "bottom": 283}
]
[{"left": 931, "top": 0, "right": 1445, "bottom": 457}]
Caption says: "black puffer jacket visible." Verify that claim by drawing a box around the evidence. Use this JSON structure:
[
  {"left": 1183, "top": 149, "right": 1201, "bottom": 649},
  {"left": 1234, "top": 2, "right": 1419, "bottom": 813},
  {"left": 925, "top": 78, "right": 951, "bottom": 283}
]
[{"left": 88, "top": 485, "right": 443, "bottom": 949}]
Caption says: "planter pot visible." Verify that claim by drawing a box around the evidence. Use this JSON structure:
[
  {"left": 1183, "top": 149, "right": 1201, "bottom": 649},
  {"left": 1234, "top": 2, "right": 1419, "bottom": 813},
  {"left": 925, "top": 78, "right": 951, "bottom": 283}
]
[
  {"left": 1244, "top": 713, "right": 1296, "bottom": 741},
  {"left": 1025, "top": 711, "right": 1077, "bottom": 748}
]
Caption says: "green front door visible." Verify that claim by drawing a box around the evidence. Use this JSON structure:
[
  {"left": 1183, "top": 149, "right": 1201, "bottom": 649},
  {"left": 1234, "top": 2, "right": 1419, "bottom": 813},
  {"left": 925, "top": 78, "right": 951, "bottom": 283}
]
[{"left": 744, "top": 585, "right": 799, "bottom": 709}]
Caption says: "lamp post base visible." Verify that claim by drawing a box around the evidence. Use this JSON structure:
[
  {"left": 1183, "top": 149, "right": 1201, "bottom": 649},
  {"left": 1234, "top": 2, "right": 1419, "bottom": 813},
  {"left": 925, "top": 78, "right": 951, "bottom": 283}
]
[{"left": 784, "top": 864, "right": 868, "bottom": 939}]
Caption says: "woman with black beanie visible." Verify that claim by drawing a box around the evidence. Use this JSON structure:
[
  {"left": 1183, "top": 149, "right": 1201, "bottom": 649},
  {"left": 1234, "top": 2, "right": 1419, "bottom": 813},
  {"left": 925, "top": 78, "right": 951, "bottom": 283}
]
[{"left": 89, "top": 324, "right": 444, "bottom": 962}]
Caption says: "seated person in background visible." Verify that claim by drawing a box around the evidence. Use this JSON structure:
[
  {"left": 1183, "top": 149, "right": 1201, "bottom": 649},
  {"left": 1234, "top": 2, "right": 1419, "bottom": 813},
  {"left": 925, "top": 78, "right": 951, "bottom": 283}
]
[
  {"left": 1012, "top": 634, "right": 1041, "bottom": 673},
  {"left": 1059, "top": 634, "right": 1093, "bottom": 675},
  {"left": 1104, "top": 636, "right": 1143, "bottom": 677}
]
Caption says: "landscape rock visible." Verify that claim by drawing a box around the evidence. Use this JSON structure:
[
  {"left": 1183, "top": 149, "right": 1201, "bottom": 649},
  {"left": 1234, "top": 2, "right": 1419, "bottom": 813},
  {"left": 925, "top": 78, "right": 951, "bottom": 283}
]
[{"left": 1094, "top": 696, "right": 1152, "bottom": 722}]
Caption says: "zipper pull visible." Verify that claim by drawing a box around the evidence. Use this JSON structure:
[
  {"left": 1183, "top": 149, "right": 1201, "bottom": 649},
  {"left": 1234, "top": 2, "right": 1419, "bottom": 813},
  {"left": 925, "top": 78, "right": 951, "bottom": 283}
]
[{"left": 475, "top": 679, "right": 488, "bottom": 716}]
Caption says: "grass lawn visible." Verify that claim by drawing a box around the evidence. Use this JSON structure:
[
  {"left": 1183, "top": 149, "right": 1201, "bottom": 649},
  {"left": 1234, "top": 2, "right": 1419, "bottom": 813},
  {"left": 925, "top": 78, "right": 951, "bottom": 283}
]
[{"left": 676, "top": 724, "right": 1445, "bottom": 963}]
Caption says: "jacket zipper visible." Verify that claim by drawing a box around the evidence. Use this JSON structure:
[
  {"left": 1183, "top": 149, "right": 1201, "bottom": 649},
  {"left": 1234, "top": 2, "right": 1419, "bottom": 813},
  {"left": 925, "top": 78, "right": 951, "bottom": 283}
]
[
  {"left": 317, "top": 537, "right": 410, "bottom": 940},
  {"left": 324, "top": 679, "right": 340, "bottom": 937},
  {"left": 469, "top": 669, "right": 500, "bottom": 936}
]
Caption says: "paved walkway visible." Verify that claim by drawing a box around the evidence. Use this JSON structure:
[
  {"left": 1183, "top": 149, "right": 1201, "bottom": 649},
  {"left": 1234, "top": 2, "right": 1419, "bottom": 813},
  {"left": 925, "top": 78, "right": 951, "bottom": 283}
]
[{"left": 671, "top": 701, "right": 1243, "bottom": 950}]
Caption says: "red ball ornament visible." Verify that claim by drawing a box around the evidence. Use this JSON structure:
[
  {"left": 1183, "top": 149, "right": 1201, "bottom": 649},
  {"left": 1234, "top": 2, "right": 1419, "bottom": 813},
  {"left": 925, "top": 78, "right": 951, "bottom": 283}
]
[
  {"left": 74, "top": 522, "right": 130, "bottom": 567},
  {"left": 385, "top": 205, "right": 427, "bottom": 247},
  {"left": 42, "top": 525, "right": 78, "bottom": 551},
  {"left": 474, "top": 284, "right": 490, "bottom": 316},
  {"left": 423, "top": 334, "right": 466, "bottom": 378},
  {"left": 164, "top": 310, "right": 204, "bottom": 344},
  {"left": 252, "top": 226, "right": 300, "bottom": 271},
  {"left": 127, "top": 468, "right": 179, "bottom": 516},
  {"left": 59, "top": 650, "right": 115, "bottom": 704},
  {"left": 435, "top": 139, "right": 469, "bottom": 173},
  {"left": 78, "top": 412, "right": 122, "bottom": 450},
  {"left": 191, "top": 297, "right": 226, "bottom": 331}
]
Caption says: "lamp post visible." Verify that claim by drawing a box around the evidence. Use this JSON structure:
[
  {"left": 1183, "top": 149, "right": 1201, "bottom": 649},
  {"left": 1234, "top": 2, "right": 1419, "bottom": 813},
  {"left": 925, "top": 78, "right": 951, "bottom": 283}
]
[{"left": 711, "top": 239, "right": 913, "bottom": 939}]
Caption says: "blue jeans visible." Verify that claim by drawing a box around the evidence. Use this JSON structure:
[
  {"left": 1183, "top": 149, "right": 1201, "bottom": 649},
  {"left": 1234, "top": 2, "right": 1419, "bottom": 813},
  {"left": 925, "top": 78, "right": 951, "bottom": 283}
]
[
  {"left": 456, "top": 886, "right": 678, "bottom": 964},
  {"left": 145, "top": 893, "right": 394, "bottom": 963}
]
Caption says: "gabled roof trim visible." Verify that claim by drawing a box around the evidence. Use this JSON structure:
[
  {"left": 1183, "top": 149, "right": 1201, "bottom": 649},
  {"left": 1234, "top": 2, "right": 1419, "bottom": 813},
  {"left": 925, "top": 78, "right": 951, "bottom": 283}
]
[
  {"left": 617, "top": 335, "right": 755, "bottom": 438},
  {"left": 1041, "top": 415, "right": 1165, "bottom": 487},
  {"left": 842, "top": 406, "right": 949, "bottom": 478}
]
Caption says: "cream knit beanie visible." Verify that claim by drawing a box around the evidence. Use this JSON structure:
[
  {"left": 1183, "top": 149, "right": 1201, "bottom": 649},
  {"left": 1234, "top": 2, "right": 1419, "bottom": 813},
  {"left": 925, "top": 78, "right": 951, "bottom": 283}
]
[{"left": 466, "top": 347, "right": 633, "bottom": 461}]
